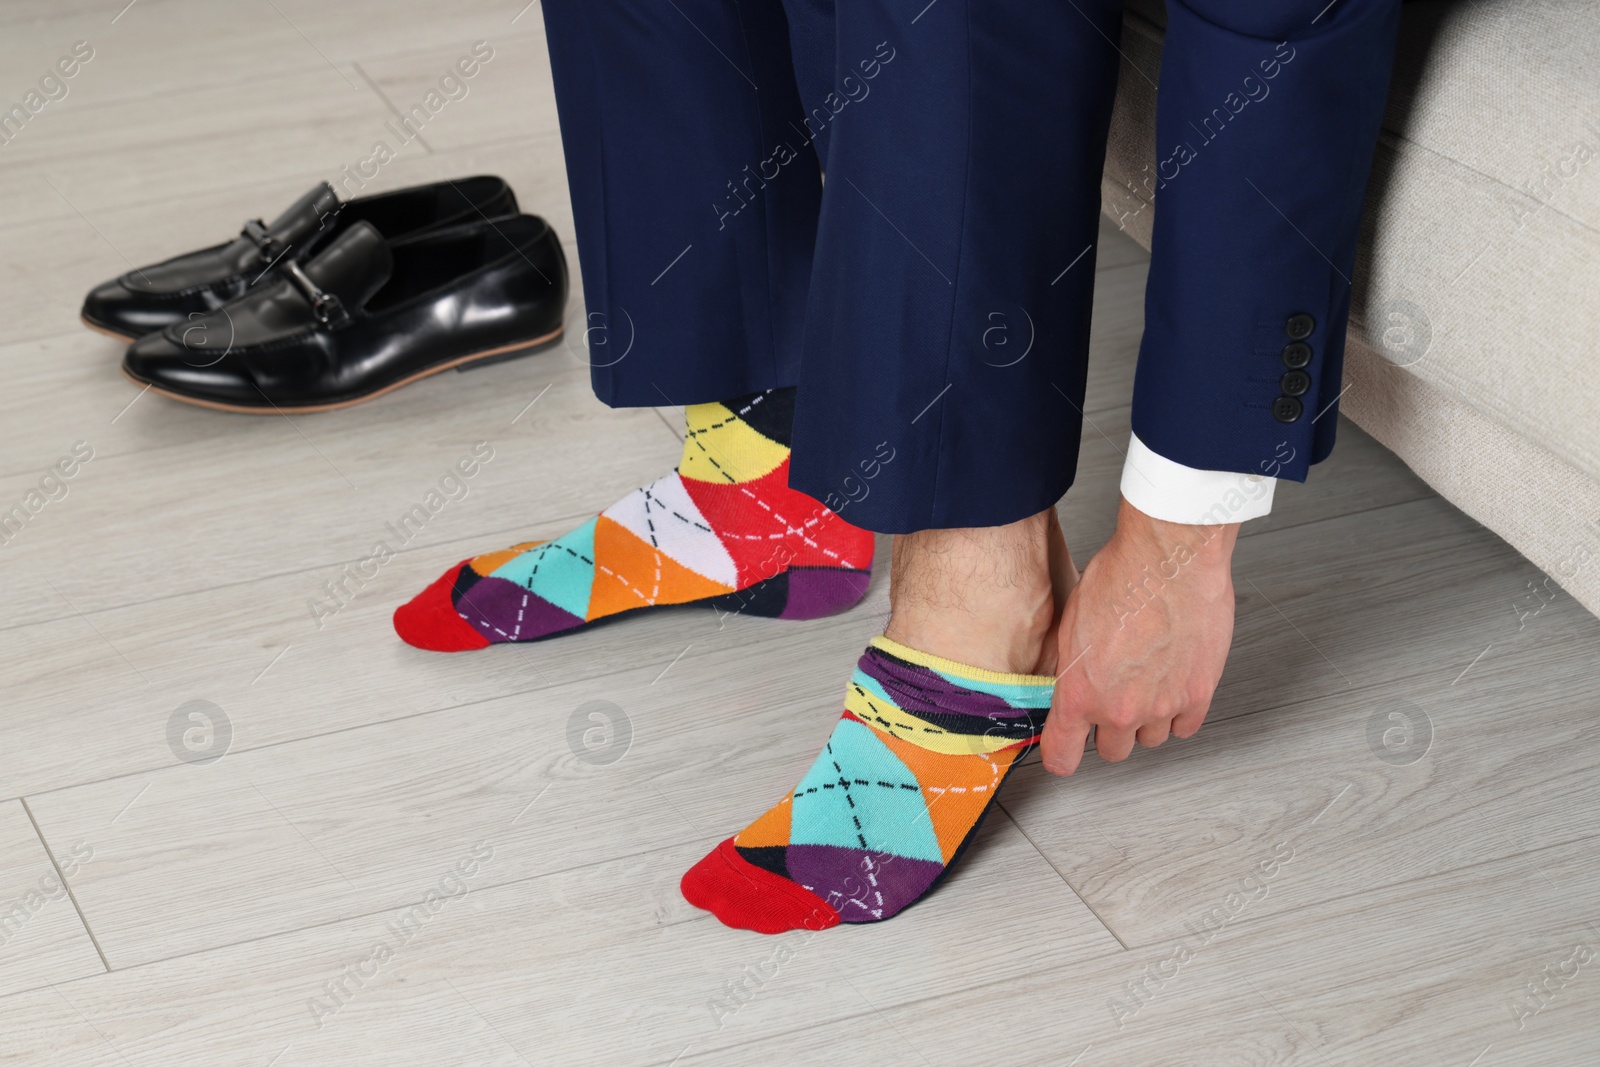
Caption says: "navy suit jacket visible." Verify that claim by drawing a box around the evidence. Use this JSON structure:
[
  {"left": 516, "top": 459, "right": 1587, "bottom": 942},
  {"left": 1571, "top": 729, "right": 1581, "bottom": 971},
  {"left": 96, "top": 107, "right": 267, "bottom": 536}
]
[{"left": 1132, "top": 0, "right": 1402, "bottom": 481}]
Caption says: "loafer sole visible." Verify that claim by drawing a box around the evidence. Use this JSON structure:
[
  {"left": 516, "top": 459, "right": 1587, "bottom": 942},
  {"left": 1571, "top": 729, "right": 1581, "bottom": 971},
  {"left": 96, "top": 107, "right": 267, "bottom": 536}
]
[
  {"left": 123, "top": 326, "right": 563, "bottom": 414},
  {"left": 81, "top": 313, "right": 138, "bottom": 344}
]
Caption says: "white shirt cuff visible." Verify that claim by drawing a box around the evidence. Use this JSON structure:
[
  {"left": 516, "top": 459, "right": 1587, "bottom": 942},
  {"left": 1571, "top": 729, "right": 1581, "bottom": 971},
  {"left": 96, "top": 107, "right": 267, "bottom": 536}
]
[{"left": 1120, "top": 433, "right": 1277, "bottom": 525}]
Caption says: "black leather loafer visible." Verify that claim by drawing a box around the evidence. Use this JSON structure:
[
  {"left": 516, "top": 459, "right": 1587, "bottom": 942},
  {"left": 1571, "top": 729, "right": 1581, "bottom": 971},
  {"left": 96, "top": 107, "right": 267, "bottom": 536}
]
[
  {"left": 122, "top": 214, "right": 568, "bottom": 413},
  {"left": 82, "top": 176, "right": 518, "bottom": 341}
]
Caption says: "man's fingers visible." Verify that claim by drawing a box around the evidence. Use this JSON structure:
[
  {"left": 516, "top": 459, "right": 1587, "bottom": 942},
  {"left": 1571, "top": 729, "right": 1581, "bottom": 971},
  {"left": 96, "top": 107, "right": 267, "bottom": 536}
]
[
  {"left": 1094, "top": 723, "right": 1138, "bottom": 763},
  {"left": 1136, "top": 718, "right": 1170, "bottom": 748},
  {"left": 1170, "top": 694, "right": 1213, "bottom": 739},
  {"left": 1040, "top": 716, "right": 1093, "bottom": 776}
]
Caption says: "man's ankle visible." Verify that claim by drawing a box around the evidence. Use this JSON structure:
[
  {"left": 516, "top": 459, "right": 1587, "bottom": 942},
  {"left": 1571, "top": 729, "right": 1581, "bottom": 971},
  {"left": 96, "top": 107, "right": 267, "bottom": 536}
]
[{"left": 883, "top": 510, "right": 1060, "bottom": 674}]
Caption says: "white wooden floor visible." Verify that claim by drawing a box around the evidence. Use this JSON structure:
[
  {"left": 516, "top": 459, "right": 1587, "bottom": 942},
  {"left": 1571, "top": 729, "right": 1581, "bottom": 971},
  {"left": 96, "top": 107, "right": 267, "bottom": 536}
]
[{"left": 2, "top": 3, "right": 1598, "bottom": 1065}]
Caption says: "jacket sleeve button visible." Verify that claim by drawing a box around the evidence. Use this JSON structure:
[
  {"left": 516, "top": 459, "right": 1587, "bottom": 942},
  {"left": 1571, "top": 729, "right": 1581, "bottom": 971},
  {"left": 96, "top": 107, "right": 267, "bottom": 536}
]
[
  {"left": 1285, "top": 313, "right": 1315, "bottom": 340},
  {"left": 1281, "top": 341, "right": 1312, "bottom": 369},
  {"left": 1271, "top": 395, "right": 1304, "bottom": 423}
]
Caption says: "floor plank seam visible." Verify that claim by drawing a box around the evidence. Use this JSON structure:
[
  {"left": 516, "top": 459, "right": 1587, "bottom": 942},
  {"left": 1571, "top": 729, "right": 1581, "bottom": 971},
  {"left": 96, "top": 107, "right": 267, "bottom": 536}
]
[
  {"left": 1234, "top": 493, "right": 1458, "bottom": 546},
  {"left": 0, "top": 28, "right": 554, "bottom": 150},
  {"left": 1109, "top": 828, "right": 1600, "bottom": 955},
  {"left": 326, "top": 25, "right": 552, "bottom": 71},
  {"left": 0, "top": 505, "right": 632, "bottom": 634},
  {"left": 678, "top": 928, "right": 1136, "bottom": 1066},
  {"left": 0, "top": 131, "right": 565, "bottom": 243},
  {"left": 651, "top": 407, "right": 686, "bottom": 441},
  {"left": 9, "top": 604, "right": 851, "bottom": 803},
  {"left": 17, "top": 796, "right": 111, "bottom": 976},
  {"left": 0, "top": 831, "right": 726, "bottom": 1005},
  {"left": 392, "top": 129, "right": 600, "bottom": 164},
  {"left": 995, "top": 798, "right": 1131, "bottom": 952},
  {"left": 0, "top": 370, "right": 649, "bottom": 485},
  {"left": 351, "top": 60, "right": 435, "bottom": 157}
]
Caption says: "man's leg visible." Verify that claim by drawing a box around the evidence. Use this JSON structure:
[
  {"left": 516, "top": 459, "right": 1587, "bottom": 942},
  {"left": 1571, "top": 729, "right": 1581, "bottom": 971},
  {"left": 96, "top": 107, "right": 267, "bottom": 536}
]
[
  {"left": 393, "top": 0, "right": 876, "bottom": 650},
  {"left": 883, "top": 511, "right": 1076, "bottom": 677},
  {"left": 682, "top": 0, "right": 1126, "bottom": 932}
]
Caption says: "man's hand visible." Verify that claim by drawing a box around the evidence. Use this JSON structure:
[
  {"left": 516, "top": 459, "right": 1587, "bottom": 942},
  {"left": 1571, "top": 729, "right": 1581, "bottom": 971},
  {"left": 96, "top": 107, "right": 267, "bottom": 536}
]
[{"left": 1040, "top": 497, "right": 1240, "bottom": 775}]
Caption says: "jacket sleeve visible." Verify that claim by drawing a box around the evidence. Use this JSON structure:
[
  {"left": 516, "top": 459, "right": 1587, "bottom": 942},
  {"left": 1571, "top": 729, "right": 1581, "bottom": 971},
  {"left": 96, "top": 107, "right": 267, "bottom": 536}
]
[{"left": 1130, "top": 0, "right": 1403, "bottom": 483}]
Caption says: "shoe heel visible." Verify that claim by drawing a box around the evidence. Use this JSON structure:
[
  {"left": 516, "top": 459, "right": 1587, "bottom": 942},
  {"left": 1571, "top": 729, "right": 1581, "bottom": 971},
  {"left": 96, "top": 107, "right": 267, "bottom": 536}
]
[
  {"left": 456, "top": 328, "right": 564, "bottom": 371},
  {"left": 706, "top": 566, "right": 872, "bottom": 622}
]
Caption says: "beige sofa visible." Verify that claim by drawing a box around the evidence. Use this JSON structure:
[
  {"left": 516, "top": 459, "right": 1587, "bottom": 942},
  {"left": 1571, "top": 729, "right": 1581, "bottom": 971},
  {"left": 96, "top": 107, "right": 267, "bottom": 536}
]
[{"left": 1102, "top": 0, "right": 1600, "bottom": 616}]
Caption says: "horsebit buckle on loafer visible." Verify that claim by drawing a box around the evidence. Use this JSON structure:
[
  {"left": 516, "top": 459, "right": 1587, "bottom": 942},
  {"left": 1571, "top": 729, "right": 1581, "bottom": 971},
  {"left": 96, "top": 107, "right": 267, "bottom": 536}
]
[
  {"left": 283, "top": 260, "right": 351, "bottom": 328},
  {"left": 241, "top": 218, "right": 284, "bottom": 260}
]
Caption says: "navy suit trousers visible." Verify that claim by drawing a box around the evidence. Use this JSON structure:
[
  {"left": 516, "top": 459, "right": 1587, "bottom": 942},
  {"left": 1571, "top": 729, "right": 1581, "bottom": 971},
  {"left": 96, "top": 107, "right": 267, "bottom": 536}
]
[{"left": 540, "top": 0, "right": 1401, "bottom": 533}]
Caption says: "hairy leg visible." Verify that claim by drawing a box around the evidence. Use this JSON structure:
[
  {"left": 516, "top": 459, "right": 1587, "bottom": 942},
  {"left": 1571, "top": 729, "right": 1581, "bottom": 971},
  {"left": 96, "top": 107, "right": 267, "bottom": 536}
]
[{"left": 883, "top": 508, "right": 1075, "bottom": 675}]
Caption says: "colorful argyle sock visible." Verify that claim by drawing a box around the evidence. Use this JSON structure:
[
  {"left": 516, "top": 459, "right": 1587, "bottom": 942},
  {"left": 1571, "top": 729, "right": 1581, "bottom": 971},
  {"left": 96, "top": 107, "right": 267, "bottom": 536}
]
[
  {"left": 681, "top": 637, "right": 1054, "bottom": 933},
  {"left": 394, "top": 389, "right": 874, "bottom": 650}
]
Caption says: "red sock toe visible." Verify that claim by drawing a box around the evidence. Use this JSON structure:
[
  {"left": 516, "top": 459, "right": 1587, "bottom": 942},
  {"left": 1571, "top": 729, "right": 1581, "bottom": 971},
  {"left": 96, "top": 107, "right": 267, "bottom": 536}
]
[
  {"left": 681, "top": 839, "right": 840, "bottom": 935},
  {"left": 393, "top": 562, "right": 491, "bottom": 652}
]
